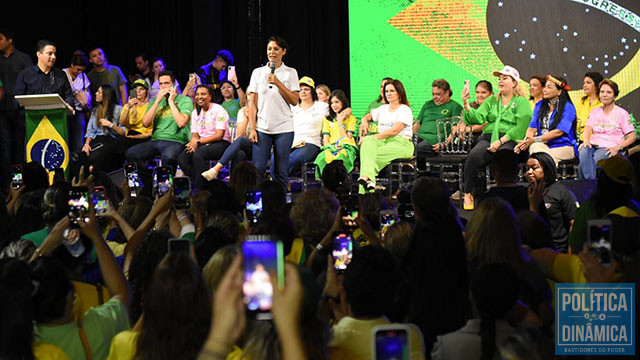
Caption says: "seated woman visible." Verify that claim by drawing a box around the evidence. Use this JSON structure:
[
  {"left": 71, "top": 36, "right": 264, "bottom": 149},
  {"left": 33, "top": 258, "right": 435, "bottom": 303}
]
[
  {"left": 358, "top": 77, "right": 392, "bottom": 137},
  {"left": 579, "top": 78, "right": 636, "bottom": 179},
  {"left": 220, "top": 78, "right": 247, "bottom": 122},
  {"left": 76, "top": 84, "right": 125, "bottom": 174},
  {"left": 314, "top": 89, "right": 357, "bottom": 179},
  {"left": 525, "top": 152, "right": 578, "bottom": 252},
  {"left": 201, "top": 106, "right": 251, "bottom": 180},
  {"left": 104, "top": 78, "right": 154, "bottom": 168},
  {"left": 178, "top": 84, "right": 231, "bottom": 189},
  {"left": 358, "top": 79, "right": 414, "bottom": 193},
  {"left": 528, "top": 75, "right": 545, "bottom": 110},
  {"left": 281, "top": 76, "right": 328, "bottom": 177},
  {"left": 575, "top": 71, "right": 604, "bottom": 142},
  {"left": 514, "top": 75, "right": 577, "bottom": 165},
  {"left": 460, "top": 65, "right": 532, "bottom": 210}
]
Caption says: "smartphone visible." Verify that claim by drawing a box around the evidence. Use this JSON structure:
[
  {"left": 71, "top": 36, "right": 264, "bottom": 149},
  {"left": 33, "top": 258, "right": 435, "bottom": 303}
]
[
  {"left": 173, "top": 176, "right": 191, "bottom": 210},
  {"left": 332, "top": 233, "right": 353, "bottom": 272},
  {"left": 129, "top": 88, "right": 137, "bottom": 99},
  {"left": 124, "top": 163, "right": 141, "bottom": 197},
  {"left": 242, "top": 236, "right": 284, "bottom": 320},
  {"left": 91, "top": 186, "right": 109, "bottom": 216},
  {"left": 397, "top": 203, "right": 414, "bottom": 223},
  {"left": 341, "top": 194, "right": 359, "bottom": 228},
  {"left": 68, "top": 186, "right": 90, "bottom": 224},
  {"left": 168, "top": 238, "right": 191, "bottom": 253},
  {"left": 372, "top": 324, "right": 411, "bottom": 360},
  {"left": 11, "top": 164, "right": 23, "bottom": 190},
  {"left": 588, "top": 219, "right": 613, "bottom": 266},
  {"left": 245, "top": 191, "right": 263, "bottom": 224},
  {"left": 463, "top": 79, "right": 471, "bottom": 95},
  {"left": 152, "top": 166, "right": 173, "bottom": 197},
  {"left": 227, "top": 66, "right": 236, "bottom": 81},
  {"left": 189, "top": 73, "right": 196, "bottom": 82},
  {"left": 380, "top": 209, "right": 396, "bottom": 238}
]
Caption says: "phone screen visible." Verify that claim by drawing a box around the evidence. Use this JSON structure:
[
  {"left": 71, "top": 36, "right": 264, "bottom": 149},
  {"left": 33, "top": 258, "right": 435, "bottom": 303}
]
[
  {"left": 242, "top": 238, "right": 283, "bottom": 319},
  {"left": 173, "top": 177, "right": 191, "bottom": 210},
  {"left": 124, "top": 163, "right": 141, "bottom": 196},
  {"left": 227, "top": 66, "right": 236, "bottom": 80},
  {"left": 153, "top": 166, "right": 173, "bottom": 196},
  {"left": 588, "top": 220, "right": 612, "bottom": 266},
  {"left": 11, "top": 165, "right": 23, "bottom": 190},
  {"left": 91, "top": 187, "right": 108, "bottom": 216},
  {"left": 168, "top": 238, "right": 190, "bottom": 253},
  {"left": 374, "top": 327, "right": 410, "bottom": 360},
  {"left": 245, "top": 191, "right": 263, "bottom": 224},
  {"left": 332, "top": 233, "right": 353, "bottom": 271},
  {"left": 68, "top": 187, "right": 90, "bottom": 224},
  {"left": 341, "top": 195, "right": 359, "bottom": 228}
]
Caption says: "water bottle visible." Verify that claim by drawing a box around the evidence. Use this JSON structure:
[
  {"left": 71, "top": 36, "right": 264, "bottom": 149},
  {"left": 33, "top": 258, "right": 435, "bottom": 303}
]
[{"left": 62, "top": 227, "right": 85, "bottom": 257}]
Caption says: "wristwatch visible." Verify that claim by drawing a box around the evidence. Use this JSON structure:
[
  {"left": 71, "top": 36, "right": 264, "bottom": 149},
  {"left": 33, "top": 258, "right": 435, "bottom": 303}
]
[{"left": 197, "top": 140, "right": 202, "bottom": 147}]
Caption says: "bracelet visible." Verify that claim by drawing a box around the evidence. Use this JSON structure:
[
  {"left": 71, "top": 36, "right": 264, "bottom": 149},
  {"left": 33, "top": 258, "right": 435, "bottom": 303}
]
[
  {"left": 316, "top": 243, "right": 324, "bottom": 251},
  {"left": 499, "top": 138, "right": 504, "bottom": 145},
  {"left": 177, "top": 213, "right": 189, "bottom": 222},
  {"left": 199, "top": 347, "right": 228, "bottom": 360},
  {"left": 534, "top": 136, "right": 543, "bottom": 143},
  {"left": 619, "top": 144, "right": 624, "bottom": 151},
  {"left": 109, "top": 123, "right": 114, "bottom": 129},
  {"left": 234, "top": 85, "right": 240, "bottom": 90}
]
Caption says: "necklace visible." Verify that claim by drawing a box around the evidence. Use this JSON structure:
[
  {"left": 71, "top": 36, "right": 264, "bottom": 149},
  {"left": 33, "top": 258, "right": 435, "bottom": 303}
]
[{"left": 549, "top": 98, "right": 559, "bottom": 106}]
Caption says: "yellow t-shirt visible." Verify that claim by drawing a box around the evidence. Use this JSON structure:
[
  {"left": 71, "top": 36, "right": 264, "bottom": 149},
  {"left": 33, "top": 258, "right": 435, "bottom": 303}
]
[
  {"left": 322, "top": 115, "right": 357, "bottom": 145},
  {"left": 71, "top": 281, "right": 112, "bottom": 322},
  {"left": 33, "top": 342, "right": 69, "bottom": 360},
  {"left": 120, "top": 104, "right": 153, "bottom": 135},
  {"left": 575, "top": 97, "right": 602, "bottom": 141}
]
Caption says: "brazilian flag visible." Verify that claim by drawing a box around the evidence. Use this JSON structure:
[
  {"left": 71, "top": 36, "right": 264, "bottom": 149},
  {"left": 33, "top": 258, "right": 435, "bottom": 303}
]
[{"left": 25, "top": 109, "right": 69, "bottom": 181}]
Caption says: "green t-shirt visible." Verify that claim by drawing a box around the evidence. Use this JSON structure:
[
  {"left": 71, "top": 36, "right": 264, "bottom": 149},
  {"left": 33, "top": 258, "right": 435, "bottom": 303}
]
[
  {"left": 34, "top": 298, "right": 130, "bottom": 360},
  {"left": 149, "top": 94, "right": 193, "bottom": 144},
  {"left": 463, "top": 95, "right": 532, "bottom": 143},
  {"left": 221, "top": 98, "right": 241, "bottom": 121},
  {"left": 415, "top": 99, "right": 463, "bottom": 144}
]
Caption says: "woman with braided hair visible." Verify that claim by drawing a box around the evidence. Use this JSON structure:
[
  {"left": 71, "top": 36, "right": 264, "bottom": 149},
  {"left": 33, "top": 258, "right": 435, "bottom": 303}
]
[{"left": 514, "top": 75, "right": 577, "bottom": 165}]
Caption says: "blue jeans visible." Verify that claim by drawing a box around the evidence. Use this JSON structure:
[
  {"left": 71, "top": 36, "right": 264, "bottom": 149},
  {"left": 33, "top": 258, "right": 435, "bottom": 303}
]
[
  {"left": 253, "top": 131, "right": 294, "bottom": 188},
  {"left": 579, "top": 146, "right": 613, "bottom": 179},
  {"left": 270, "top": 143, "right": 320, "bottom": 177},
  {"left": 219, "top": 136, "right": 253, "bottom": 171},
  {"left": 125, "top": 140, "right": 185, "bottom": 187}
]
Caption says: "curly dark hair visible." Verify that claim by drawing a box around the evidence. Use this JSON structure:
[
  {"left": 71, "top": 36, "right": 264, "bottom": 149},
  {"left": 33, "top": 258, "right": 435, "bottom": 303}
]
[{"left": 290, "top": 188, "right": 339, "bottom": 245}]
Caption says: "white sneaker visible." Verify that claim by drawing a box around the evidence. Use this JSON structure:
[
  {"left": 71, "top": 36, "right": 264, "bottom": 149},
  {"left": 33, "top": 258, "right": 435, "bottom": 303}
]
[{"left": 201, "top": 167, "right": 219, "bottom": 181}]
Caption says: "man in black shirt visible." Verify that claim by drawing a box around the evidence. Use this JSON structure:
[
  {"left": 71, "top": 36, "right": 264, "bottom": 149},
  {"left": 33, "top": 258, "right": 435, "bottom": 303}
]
[
  {"left": 14, "top": 39, "right": 74, "bottom": 163},
  {"left": 196, "top": 49, "right": 233, "bottom": 103},
  {"left": 0, "top": 28, "right": 33, "bottom": 188}
]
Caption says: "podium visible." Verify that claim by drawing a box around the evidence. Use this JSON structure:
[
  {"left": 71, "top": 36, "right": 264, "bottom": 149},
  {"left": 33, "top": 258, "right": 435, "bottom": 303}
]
[{"left": 15, "top": 94, "right": 72, "bottom": 180}]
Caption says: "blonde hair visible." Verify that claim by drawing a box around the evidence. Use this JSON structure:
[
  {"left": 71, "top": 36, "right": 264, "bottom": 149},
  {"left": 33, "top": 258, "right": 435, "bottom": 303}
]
[
  {"left": 496, "top": 77, "right": 526, "bottom": 99},
  {"left": 384, "top": 221, "right": 413, "bottom": 262},
  {"left": 202, "top": 245, "right": 240, "bottom": 296}
]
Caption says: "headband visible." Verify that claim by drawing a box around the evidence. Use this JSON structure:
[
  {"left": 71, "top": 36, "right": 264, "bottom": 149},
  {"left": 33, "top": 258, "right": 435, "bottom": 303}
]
[{"left": 547, "top": 75, "right": 571, "bottom": 91}]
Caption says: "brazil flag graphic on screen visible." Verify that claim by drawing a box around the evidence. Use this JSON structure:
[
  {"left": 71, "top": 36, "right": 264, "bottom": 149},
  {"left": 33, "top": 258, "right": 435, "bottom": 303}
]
[
  {"left": 25, "top": 109, "right": 69, "bottom": 177},
  {"left": 349, "top": 0, "right": 640, "bottom": 133}
]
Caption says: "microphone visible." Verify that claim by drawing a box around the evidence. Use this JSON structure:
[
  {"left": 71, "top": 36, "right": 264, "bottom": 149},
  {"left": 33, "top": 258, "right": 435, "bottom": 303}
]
[{"left": 269, "top": 62, "right": 276, "bottom": 89}]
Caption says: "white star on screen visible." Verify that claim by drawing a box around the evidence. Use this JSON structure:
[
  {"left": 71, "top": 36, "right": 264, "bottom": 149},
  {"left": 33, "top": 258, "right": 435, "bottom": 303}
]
[
  {"left": 532, "top": 17, "right": 538, "bottom": 22},
  {"left": 595, "top": 57, "right": 599, "bottom": 62},
  {"left": 498, "top": 1, "right": 503, "bottom": 7},
  {"left": 521, "top": 40, "right": 526, "bottom": 45},
  {"left": 530, "top": 53, "right": 536, "bottom": 60},
  {"left": 573, "top": 32, "right": 578, "bottom": 37},
  {"left": 504, "top": 33, "right": 510, "bottom": 38},
  {"left": 620, "top": 51, "right": 624, "bottom": 56},
  {"left": 625, "top": 45, "right": 629, "bottom": 50},
  {"left": 585, "top": 8, "right": 590, "bottom": 12},
  {"left": 495, "top": 40, "right": 501, "bottom": 45},
  {"left": 621, "top": 37, "right": 627, "bottom": 43},
  {"left": 587, "top": 63, "right": 593, "bottom": 69},
  {"left": 605, "top": 70, "right": 609, "bottom": 74},
  {"left": 563, "top": 47, "right": 568, "bottom": 52},
  {"left": 556, "top": 33, "right": 560, "bottom": 37},
  {"left": 604, "top": 61, "right": 609, "bottom": 67},
  {"left": 562, "top": 25, "right": 568, "bottom": 30},
  {"left": 519, "top": 48, "right": 523, "bottom": 52},
  {"left": 604, "top": 54, "right": 608, "bottom": 59}
]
